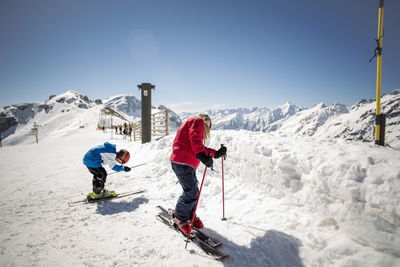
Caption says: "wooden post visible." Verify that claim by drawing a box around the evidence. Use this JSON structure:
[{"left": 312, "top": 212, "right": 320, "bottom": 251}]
[{"left": 31, "top": 127, "right": 39, "bottom": 144}]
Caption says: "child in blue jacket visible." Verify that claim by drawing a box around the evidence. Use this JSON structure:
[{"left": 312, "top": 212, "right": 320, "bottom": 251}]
[{"left": 83, "top": 142, "right": 131, "bottom": 198}]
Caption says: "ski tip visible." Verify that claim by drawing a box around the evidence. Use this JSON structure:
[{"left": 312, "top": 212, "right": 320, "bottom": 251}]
[{"left": 219, "top": 255, "right": 229, "bottom": 261}]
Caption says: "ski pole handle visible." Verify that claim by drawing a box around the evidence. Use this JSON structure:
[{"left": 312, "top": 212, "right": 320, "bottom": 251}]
[{"left": 220, "top": 144, "right": 227, "bottom": 160}]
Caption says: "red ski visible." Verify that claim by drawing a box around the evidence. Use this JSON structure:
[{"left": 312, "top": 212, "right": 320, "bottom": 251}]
[{"left": 156, "top": 206, "right": 228, "bottom": 261}]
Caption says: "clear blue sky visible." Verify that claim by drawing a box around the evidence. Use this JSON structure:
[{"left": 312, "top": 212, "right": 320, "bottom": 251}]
[{"left": 1, "top": 0, "right": 399, "bottom": 112}]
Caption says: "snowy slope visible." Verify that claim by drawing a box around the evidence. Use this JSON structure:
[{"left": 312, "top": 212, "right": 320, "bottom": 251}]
[
  {"left": 0, "top": 91, "right": 99, "bottom": 146},
  {"left": 1, "top": 104, "right": 400, "bottom": 266}
]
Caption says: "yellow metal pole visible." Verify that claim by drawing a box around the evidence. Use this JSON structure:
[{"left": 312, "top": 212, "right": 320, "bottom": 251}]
[{"left": 375, "top": 0, "right": 384, "bottom": 145}]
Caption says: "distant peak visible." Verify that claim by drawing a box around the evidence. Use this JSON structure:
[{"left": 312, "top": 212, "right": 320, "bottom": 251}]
[
  {"left": 46, "top": 90, "right": 94, "bottom": 108},
  {"left": 392, "top": 88, "right": 400, "bottom": 95},
  {"left": 53, "top": 90, "right": 83, "bottom": 99},
  {"left": 314, "top": 102, "right": 326, "bottom": 109}
]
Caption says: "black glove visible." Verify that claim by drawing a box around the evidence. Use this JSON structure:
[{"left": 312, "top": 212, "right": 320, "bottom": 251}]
[
  {"left": 124, "top": 166, "right": 131, "bottom": 172},
  {"left": 214, "top": 146, "right": 227, "bottom": 159},
  {"left": 196, "top": 152, "right": 213, "bottom": 168}
]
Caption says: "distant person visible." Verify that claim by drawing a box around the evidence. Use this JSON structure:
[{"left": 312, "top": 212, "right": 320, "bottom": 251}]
[
  {"left": 83, "top": 142, "right": 131, "bottom": 199},
  {"left": 123, "top": 128, "right": 127, "bottom": 140},
  {"left": 170, "top": 114, "right": 227, "bottom": 235}
]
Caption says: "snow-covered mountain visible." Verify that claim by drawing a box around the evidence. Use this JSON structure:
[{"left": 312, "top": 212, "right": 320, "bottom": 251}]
[
  {"left": 103, "top": 94, "right": 142, "bottom": 117},
  {"left": 0, "top": 90, "right": 99, "bottom": 143},
  {"left": 180, "top": 90, "right": 400, "bottom": 149},
  {"left": 264, "top": 89, "right": 400, "bottom": 149},
  {"left": 180, "top": 102, "right": 305, "bottom": 131},
  {"left": 0, "top": 91, "right": 182, "bottom": 145}
]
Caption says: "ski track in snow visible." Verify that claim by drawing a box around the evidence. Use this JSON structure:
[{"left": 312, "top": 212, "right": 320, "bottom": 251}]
[{"left": 0, "top": 127, "right": 400, "bottom": 267}]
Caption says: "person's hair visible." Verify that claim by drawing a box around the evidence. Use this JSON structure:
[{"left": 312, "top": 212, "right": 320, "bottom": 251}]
[{"left": 197, "top": 114, "right": 211, "bottom": 142}]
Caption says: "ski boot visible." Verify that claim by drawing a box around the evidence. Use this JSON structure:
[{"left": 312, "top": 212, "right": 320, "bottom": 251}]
[
  {"left": 191, "top": 216, "right": 204, "bottom": 229},
  {"left": 86, "top": 189, "right": 116, "bottom": 201},
  {"left": 173, "top": 216, "right": 191, "bottom": 236}
]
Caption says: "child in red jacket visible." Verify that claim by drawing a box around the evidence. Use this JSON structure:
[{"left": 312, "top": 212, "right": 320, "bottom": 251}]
[{"left": 169, "top": 114, "right": 227, "bottom": 235}]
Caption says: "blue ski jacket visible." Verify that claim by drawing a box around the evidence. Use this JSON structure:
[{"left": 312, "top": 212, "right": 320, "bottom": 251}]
[{"left": 83, "top": 142, "right": 124, "bottom": 172}]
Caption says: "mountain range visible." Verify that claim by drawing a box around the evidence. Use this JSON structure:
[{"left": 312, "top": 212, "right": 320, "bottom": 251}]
[
  {"left": 0, "top": 89, "right": 399, "bottom": 148},
  {"left": 180, "top": 102, "right": 306, "bottom": 131},
  {"left": 182, "top": 90, "right": 400, "bottom": 149}
]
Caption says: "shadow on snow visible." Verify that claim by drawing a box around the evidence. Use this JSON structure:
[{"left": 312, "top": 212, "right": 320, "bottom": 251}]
[
  {"left": 95, "top": 197, "right": 149, "bottom": 215},
  {"left": 198, "top": 226, "right": 304, "bottom": 267}
]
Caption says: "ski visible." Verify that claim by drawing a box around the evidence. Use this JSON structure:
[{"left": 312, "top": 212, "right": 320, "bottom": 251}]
[
  {"left": 69, "top": 189, "right": 147, "bottom": 205},
  {"left": 191, "top": 238, "right": 228, "bottom": 261},
  {"left": 156, "top": 211, "right": 228, "bottom": 261},
  {"left": 156, "top": 206, "right": 228, "bottom": 261},
  {"left": 156, "top": 205, "right": 223, "bottom": 248}
]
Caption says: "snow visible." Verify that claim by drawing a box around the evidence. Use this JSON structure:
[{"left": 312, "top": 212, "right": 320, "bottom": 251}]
[{"left": 1, "top": 105, "right": 400, "bottom": 266}]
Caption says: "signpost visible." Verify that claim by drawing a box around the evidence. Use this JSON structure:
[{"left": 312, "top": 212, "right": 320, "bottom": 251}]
[
  {"left": 373, "top": 0, "right": 385, "bottom": 146},
  {"left": 137, "top": 83, "right": 155, "bottom": 144}
]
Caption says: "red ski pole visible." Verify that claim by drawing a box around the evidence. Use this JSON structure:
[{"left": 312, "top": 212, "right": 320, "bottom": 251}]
[
  {"left": 185, "top": 166, "right": 208, "bottom": 249},
  {"left": 221, "top": 156, "right": 227, "bottom": 220}
]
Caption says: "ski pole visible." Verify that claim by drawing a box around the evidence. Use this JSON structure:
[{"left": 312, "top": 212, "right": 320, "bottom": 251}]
[
  {"left": 185, "top": 166, "right": 208, "bottom": 249},
  {"left": 129, "top": 162, "right": 147, "bottom": 169},
  {"left": 221, "top": 156, "right": 227, "bottom": 221}
]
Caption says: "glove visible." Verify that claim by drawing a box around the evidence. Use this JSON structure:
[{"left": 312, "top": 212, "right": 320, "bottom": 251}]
[
  {"left": 196, "top": 151, "right": 213, "bottom": 168},
  {"left": 214, "top": 146, "right": 227, "bottom": 159},
  {"left": 124, "top": 166, "right": 131, "bottom": 172}
]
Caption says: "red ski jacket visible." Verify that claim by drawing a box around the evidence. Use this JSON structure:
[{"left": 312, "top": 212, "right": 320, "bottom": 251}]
[{"left": 170, "top": 117, "right": 216, "bottom": 170}]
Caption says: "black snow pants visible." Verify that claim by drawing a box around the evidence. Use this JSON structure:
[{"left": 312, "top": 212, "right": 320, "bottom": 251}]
[
  {"left": 172, "top": 162, "right": 199, "bottom": 221},
  {"left": 87, "top": 166, "right": 107, "bottom": 194}
]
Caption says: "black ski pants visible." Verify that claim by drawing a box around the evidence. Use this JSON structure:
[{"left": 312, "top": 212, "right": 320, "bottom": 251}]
[
  {"left": 172, "top": 162, "right": 199, "bottom": 221},
  {"left": 87, "top": 166, "right": 107, "bottom": 194}
]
